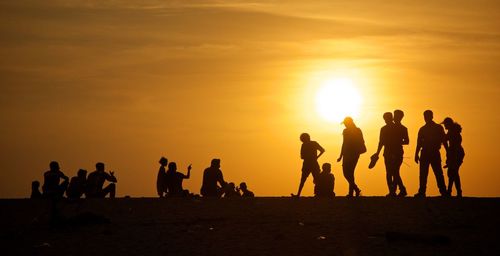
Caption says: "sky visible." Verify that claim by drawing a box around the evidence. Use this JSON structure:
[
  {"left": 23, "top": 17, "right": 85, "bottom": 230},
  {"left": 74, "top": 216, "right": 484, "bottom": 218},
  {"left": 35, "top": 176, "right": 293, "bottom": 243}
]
[{"left": 1, "top": 0, "right": 499, "bottom": 198}]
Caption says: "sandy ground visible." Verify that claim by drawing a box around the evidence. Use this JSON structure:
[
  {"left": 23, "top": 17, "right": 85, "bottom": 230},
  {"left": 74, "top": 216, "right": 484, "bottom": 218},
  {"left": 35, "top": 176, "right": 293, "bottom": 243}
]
[{"left": 0, "top": 197, "right": 499, "bottom": 256}]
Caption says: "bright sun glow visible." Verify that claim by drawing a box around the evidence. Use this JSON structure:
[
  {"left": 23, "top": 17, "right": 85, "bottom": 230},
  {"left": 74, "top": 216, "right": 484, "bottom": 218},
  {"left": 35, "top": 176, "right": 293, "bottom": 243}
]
[{"left": 316, "top": 78, "right": 362, "bottom": 123}]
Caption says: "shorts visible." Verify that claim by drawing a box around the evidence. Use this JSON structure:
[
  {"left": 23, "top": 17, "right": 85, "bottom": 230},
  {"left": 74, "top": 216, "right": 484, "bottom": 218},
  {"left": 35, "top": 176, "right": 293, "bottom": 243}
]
[{"left": 302, "top": 161, "right": 320, "bottom": 181}]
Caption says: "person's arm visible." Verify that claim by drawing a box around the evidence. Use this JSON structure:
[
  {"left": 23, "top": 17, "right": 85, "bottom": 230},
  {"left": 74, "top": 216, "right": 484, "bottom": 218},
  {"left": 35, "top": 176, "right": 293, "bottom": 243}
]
[
  {"left": 375, "top": 128, "right": 384, "bottom": 156},
  {"left": 337, "top": 131, "right": 345, "bottom": 162},
  {"left": 441, "top": 127, "right": 449, "bottom": 152},
  {"left": 107, "top": 172, "right": 117, "bottom": 183},
  {"left": 60, "top": 171, "right": 69, "bottom": 181},
  {"left": 402, "top": 127, "right": 410, "bottom": 145},
  {"left": 415, "top": 129, "right": 423, "bottom": 163},
  {"left": 184, "top": 165, "right": 192, "bottom": 179},
  {"left": 316, "top": 142, "right": 325, "bottom": 159},
  {"left": 217, "top": 170, "right": 226, "bottom": 187}
]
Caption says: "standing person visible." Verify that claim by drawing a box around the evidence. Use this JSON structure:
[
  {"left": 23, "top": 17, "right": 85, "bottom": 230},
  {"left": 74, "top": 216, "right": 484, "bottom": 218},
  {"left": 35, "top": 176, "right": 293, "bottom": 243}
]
[
  {"left": 86, "top": 162, "right": 117, "bottom": 198},
  {"left": 337, "top": 117, "right": 366, "bottom": 197},
  {"left": 414, "top": 110, "right": 448, "bottom": 197},
  {"left": 292, "top": 133, "right": 325, "bottom": 197},
  {"left": 392, "top": 109, "right": 409, "bottom": 196},
  {"left": 157, "top": 157, "right": 168, "bottom": 198},
  {"left": 314, "top": 163, "right": 335, "bottom": 198},
  {"left": 42, "top": 161, "right": 69, "bottom": 199},
  {"left": 372, "top": 111, "right": 408, "bottom": 197},
  {"left": 166, "top": 162, "right": 192, "bottom": 197},
  {"left": 66, "top": 169, "right": 87, "bottom": 199},
  {"left": 200, "top": 159, "right": 226, "bottom": 197},
  {"left": 442, "top": 117, "right": 465, "bottom": 197}
]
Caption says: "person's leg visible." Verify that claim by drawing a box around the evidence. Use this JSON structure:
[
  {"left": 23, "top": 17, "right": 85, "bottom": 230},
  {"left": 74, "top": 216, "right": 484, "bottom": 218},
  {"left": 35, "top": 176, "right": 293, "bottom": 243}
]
[
  {"left": 394, "top": 156, "right": 406, "bottom": 196},
  {"left": 345, "top": 154, "right": 360, "bottom": 196},
  {"left": 101, "top": 183, "right": 116, "bottom": 198},
  {"left": 58, "top": 180, "right": 69, "bottom": 198},
  {"left": 455, "top": 167, "right": 462, "bottom": 197},
  {"left": 417, "top": 157, "right": 430, "bottom": 196},
  {"left": 296, "top": 170, "right": 309, "bottom": 197},
  {"left": 430, "top": 153, "right": 447, "bottom": 196},
  {"left": 351, "top": 155, "right": 361, "bottom": 196},
  {"left": 447, "top": 168, "right": 455, "bottom": 195},
  {"left": 384, "top": 156, "right": 396, "bottom": 196},
  {"left": 342, "top": 159, "right": 353, "bottom": 196}
]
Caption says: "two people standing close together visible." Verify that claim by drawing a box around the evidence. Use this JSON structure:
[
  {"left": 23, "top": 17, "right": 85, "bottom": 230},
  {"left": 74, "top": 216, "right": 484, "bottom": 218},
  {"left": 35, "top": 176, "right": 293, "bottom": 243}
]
[{"left": 294, "top": 109, "right": 465, "bottom": 198}]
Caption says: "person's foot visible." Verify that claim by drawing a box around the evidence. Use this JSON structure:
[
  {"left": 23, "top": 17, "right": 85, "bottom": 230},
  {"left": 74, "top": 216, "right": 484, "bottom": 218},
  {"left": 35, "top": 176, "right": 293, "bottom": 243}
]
[
  {"left": 398, "top": 190, "right": 407, "bottom": 197},
  {"left": 414, "top": 192, "right": 426, "bottom": 198},
  {"left": 355, "top": 189, "right": 361, "bottom": 197},
  {"left": 291, "top": 193, "right": 300, "bottom": 198},
  {"left": 386, "top": 193, "right": 397, "bottom": 197},
  {"left": 457, "top": 191, "right": 463, "bottom": 198},
  {"left": 346, "top": 194, "right": 353, "bottom": 198}
]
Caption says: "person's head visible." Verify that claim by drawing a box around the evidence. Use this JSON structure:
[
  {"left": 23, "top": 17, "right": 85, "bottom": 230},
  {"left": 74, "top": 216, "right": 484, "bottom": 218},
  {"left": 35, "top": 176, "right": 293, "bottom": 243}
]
[
  {"left": 159, "top": 157, "right": 168, "bottom": 166},
  {"left": 32, "top": 180, "right": 40, "bottom": 189},
  {"left": 49, "top": 161, "right": 60, "bottom": 171},
  {"left": 383, "top": 112, "right": 393, "bottom": 124},
  {"left": 423, "top": 110, "right": 434, "bottom": 123},
  {"left": 168, "top": 162, "right": 177, "bottom": 171},
  {"left": 300, "top": 133, "right": 310, "bottom": 143},
  {"left": 322, "top": 163, "right": 331, "bottom": 173},
  {"left": 210, "top": 158, "right": 221, "bottom": 168},
  {"left": 239, "top": 182, "right": 247, "bottom": 190},
  {"left": 96, "top": 162, "right": 105, "bottom": 172},
  {"left": 342, "top": 117, "right": 355, "bottom": 128},
  {"left": 227, "top": 182, "right": 235, "bottom": 190},
  {"left": 77, "top": 169, "right": 87, "bottom": 178},
  {"left": 393, "top": 109, "right": 404, "bottom": 123},
  {"left": 441, "top": 117, "right": 454, "bottom": 130}
]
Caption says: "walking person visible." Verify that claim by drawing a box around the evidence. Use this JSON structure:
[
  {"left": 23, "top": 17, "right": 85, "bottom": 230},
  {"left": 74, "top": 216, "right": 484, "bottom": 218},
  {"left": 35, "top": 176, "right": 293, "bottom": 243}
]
[
  {"left": 442, "top": 117, "right": 465, "bottom": 197},
  {"left": 372, "top": 111, "right": 408, "bottom": 197},
  {"left": 337, "top": 117, "right": 366, "bottom": 197},
  {"left": 414, "top": 110, "right": 448, "bottom": 197},
  {"left": 392, "top": 109, "right": 409, "bottom": 196},
  {"left": 292, "top": 133, "right": 325, "bottom": 197}
]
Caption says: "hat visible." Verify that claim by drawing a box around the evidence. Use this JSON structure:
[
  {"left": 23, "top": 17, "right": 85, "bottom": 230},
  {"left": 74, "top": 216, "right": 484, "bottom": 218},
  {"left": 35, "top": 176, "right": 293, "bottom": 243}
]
[{"left": 441, "top": 117, "right": 453, "bottom": 124}]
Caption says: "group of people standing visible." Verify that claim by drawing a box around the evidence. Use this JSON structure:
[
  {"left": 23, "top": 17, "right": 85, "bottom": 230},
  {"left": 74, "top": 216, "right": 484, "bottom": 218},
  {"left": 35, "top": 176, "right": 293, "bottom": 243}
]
[
  {"left": 156, "top": 158, "right": 254, "bottom": 198},
  {"left": 31, "top": 161, "right": 118, "bottom": 199},
  {"left": 294, "top": 109, "right": 465, "bottom": 198}
]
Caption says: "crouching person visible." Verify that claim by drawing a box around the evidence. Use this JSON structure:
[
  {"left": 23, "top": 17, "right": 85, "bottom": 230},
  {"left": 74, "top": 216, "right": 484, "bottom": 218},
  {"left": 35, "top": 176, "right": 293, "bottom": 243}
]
[
  {"left": 314, "top": 163, "right": 335, "bottom": 198},
  {"left": 86, "top": 162, "right": 117, "bottom": 198},
  {"left": 66, "top": 169, "right": 87, "bottom": 199}
]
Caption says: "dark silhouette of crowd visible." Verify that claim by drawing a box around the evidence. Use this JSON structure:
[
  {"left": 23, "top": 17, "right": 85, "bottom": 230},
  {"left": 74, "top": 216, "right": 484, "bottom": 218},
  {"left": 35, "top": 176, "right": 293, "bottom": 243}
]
[{"left": 30, "top": 109, "right": 464, "bottom": 199}]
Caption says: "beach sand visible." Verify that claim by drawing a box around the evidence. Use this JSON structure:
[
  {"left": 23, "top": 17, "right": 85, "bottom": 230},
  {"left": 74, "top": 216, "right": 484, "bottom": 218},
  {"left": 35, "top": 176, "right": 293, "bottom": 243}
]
[{"left": 1, "top": 197, "right": 499, "bottom": 255}]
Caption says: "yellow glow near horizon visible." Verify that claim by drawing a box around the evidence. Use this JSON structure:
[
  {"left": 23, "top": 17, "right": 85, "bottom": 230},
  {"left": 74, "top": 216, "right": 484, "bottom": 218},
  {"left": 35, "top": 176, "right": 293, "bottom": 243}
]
[{"left": 315, "top": 78, "right": 362, "bottom": 123}]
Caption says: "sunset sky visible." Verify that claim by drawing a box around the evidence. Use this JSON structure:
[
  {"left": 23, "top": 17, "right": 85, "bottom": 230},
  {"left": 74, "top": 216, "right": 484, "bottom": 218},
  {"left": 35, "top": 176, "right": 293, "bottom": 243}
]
[{"left": 1, "top": 0, "right": 499, "bottom": 198}]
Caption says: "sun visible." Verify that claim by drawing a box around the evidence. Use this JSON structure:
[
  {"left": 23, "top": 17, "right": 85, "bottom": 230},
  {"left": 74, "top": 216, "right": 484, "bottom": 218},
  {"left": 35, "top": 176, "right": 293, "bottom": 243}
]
[{"left": 316, "top": 78, "right": 362, "bottom": 123}]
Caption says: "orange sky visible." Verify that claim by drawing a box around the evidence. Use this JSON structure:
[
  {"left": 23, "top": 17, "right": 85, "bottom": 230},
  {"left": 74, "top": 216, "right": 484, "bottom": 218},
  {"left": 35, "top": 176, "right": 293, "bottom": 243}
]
[{"left": 1, "top": 0, "right": 499, "bottom": 198}]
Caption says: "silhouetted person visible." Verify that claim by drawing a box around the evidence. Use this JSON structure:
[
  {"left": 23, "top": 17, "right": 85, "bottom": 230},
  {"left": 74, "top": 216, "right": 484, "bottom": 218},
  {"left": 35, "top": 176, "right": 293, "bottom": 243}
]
[
  {"left": 239, "top": 182, "right": 254, "bottom": 197},
  {"left": 42, "top": 161, "right": 69, "bottom": 198},
  {"left": 157, "top": 157, "right": 168, "bottom": 198},
  {"left": 66, "top": 169, "right": 87, "bottom": 199},
  {"left": 442, "top": 117, "right": 465, "bottom": 197},
  {"left": 166, "top": 162, "right": 192, "bottom": 197},
  {"left": 224, "top": 182, "right": 241, "bottom": 197},
  {"left": 414, "top": 110, "right": 448, "bottom": 197},
  {"left": 314, "top": 163, "right": 335, "bottom": 198},
  {"left": 31, "top": 180, "right": 42, "bottom": 199},
  {"left": 392, "top": 109, "right": 409, "bottom": 196},
  {"left": 292, "top": 133, "right": 325, "bottom": 197},
  {"left": 373, "top": 112, "right": 408, "bottom": 197},
  {"left": 201, "top": 159, "right": 226, "bottom": 197},
  {"left": 338, "top": 117, "right": 366, "bottom": 197},
  {"left": 86, "top": 162, "right": 117, "bottom": 198}
]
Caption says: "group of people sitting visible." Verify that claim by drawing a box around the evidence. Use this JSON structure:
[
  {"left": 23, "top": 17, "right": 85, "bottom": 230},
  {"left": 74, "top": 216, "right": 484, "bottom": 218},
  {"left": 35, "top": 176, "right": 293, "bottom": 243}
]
[
  {"left": 31, "top": 161, "right": 117, "bottom": 199},
  {"left": 156, "top": 157, "right": 254, "bottom": 198}
]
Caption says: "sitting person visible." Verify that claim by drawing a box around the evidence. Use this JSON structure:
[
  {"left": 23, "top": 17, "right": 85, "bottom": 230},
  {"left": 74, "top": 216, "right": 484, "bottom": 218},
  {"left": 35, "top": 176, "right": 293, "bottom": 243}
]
[
  {"left": 239, "top": 182, "right": 255, "bottom": 197},
  {"left": 31, "top": 180, "right": 42, "bottom": 199},
  {"left": 66, "top": 169, "right": 87, "bottom": 199},
  {"left": 314, "top": 163, "right": 335, "bottom": 198},
  {"left": 42, "top": 161, "right": 69, "bottom": 199},
  {"left": 166, "top": 162, "right": 192, "bottom": 197},
  {"left": 223, "top": 182, "right": 241, "bottom": 198},
  {"left": 157, "top": 157, "right": 168, "bottom": 198},
  {"left": 86, "top": 162, "right": 117, "bottom": 198},
  {"left": 200, "top": 159, "right": 226, "bottom": 197}
]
